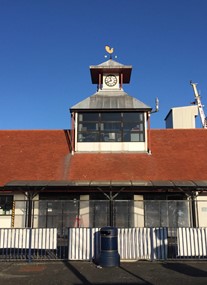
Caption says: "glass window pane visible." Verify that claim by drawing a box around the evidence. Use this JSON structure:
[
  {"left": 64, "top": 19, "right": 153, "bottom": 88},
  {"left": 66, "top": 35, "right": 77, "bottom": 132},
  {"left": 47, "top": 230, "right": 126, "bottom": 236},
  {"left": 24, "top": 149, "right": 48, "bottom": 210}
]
[
  {"left": 114, "top": 201, "right": 132, "bottom": 227},
  {"left": 101, "top": 113, "right": 121, "bottom": 121},
  {"left": 130, "top": 133, "right": 140, "bottom": 142},
  {"left": 138, "top": 113, "right": 144, "bottom": 121},
  {"left": 100, "top": 132, "right": 121, "bottom": 142},
  {"left": 139, "top": 133, "right": 144, "bottom": 141},
  {"left": 176, "top": 201, "right": 190, "bottom": 227},
  {"left": 90, "top": 201, "right": 109, "bottom": 227},
  {"left": 78, "top": 132, "right": 99, "bottom": 142},
  {"left": 123, "top": 122, "right": 140, "bottom": 131},
  {"left": 145, "top": 201, "right": 160, "bottom": 227},
  {"left": 0, "top": 196, "right": 13, "bottom": 214},
  {"left": 79, "top": 113, "right": 99, "bottom": 121},
  {"left": 123, "top": 132, "right": 131, "bottom": 142},
  {"left": 102, "top": 122, "right": 121, "bottom": 131},
  {"left": 78, "top": 122, "right": 98, "bottom": 131},
  {"left": 123, "top": 132, "right": 144, "bottom": 142},
  {"left": 123, "top": 112, "right": 144, "bottom": 121},
  {"left": 77, "top": 111, "right": 145, "bottom": 143},
  {"left": 123, "top": 113, "right": 137, "bottom": 121}
]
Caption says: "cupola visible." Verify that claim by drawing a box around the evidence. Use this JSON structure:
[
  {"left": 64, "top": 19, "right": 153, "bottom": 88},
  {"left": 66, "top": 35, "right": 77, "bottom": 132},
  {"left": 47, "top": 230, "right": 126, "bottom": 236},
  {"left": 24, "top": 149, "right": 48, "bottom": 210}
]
[{"left": 70, "top": 47, "right": 152, "bottom": 153}]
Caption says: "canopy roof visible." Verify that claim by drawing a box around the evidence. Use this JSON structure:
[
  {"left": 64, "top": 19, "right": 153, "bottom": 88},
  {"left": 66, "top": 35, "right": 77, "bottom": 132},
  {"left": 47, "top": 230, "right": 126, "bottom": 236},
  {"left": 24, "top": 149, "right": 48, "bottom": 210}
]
[{"left": 5, "top": 179, "right": 207, "bottom": 191}]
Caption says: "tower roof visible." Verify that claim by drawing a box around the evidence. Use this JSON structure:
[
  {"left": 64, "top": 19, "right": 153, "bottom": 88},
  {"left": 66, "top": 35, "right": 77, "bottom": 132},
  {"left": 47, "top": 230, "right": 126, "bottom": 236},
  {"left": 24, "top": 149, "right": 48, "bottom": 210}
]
[
  {"left": 90, "top": 59, "right": 132, "bottom": 84},
  {"left": 70, "top": 90, "right": 151, "bottom": 111}
]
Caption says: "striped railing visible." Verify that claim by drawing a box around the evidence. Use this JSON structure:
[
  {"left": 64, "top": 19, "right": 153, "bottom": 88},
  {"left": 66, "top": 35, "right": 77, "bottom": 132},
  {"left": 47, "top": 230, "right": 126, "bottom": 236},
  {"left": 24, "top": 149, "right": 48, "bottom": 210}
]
[
  {"left": 177, "top": 228, "right": 207, "bottom": 258},
  {"left": 0, "top": 228, "right": 57, "bottom": 249},
  {"left": 118, "top": 227, "right": 167, "bottom": 260},
  {"left": 1, "top": 227, "right": 207, "bottom": 262},
  {"left": 0, "top": 228, "right": 57, "bottom": 261},
  {"left": 68, "top": 227, "right": 168, "bottom": 261}
]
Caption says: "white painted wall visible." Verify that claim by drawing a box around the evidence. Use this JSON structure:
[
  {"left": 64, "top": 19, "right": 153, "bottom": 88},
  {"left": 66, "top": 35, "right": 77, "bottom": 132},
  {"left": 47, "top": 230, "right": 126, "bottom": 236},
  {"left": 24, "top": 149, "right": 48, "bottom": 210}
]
[
  {"left": 102, "top": 73, "right": 119, "bottom": 89},
  {"left": 76, "top": 141, "right": 147, "bottom": 152},
  {"left": 165, "top": 106, "right": 198, "bottom": 129},
  {"left": 134, "top": 195, "right": 144, "bottom": 227},
  {"left": 0, "top": 216, "right": 11, "bottom": 228},
  {"left": 79, "top": 195, "right": 90, "bottom": 227},
  {"left": 197, "top": 196, "right": 207, "bottom": 227},
  {"left": 13, "top": 194, "right": 27, "bottom": 228}
]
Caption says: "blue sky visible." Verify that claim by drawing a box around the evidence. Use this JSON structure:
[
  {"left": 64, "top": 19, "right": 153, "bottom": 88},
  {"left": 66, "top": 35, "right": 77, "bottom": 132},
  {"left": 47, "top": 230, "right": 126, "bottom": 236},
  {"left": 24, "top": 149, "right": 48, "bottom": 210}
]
[{"left": 1, "top": 0, "right": 207, "bottom": 129}]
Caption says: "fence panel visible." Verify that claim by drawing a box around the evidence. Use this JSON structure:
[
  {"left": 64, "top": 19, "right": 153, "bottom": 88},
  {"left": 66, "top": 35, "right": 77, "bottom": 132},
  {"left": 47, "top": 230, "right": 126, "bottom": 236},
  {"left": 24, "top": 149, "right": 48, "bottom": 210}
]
[
  {"left": 68, "top": 227, "right": 167, "bottom": 261},
  {"left": 177, "top": 228, "right": 207, "bottom": 258},
  {"left": 0, "top": 228, "right": 57, "bottom": 249},
  {"left": 68, "top": 228, "right": 100, "bottom": 260},
  {"left": 151, "top": 227, "right": 168, "bottom": 260},
  {"left": 0, "top": 228, "right": 57, "bottom": 261},
  {"left": 118, "top": 228, "right": 151, "bottom": 260},
  {"left": 118, "top": 228, "right": 168, "bottom": 260},
  {"left": 0, "top": 228, "right": 30, "bottom": 249},
  {"left": 1, "top": 227, "right": 207, "bottom": 262}
]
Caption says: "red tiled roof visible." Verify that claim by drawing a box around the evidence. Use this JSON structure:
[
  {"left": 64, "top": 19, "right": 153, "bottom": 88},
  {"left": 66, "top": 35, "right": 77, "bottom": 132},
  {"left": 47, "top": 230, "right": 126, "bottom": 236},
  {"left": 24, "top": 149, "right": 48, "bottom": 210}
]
[
  {"left": 0, "top": 130, "right": 71, "bottom": 186},
  {"left": 69, "top": 129, "right": 207, "bottom": 181},
  {"left": 1, "top": 129, "right": 207, "bottom": 186}
]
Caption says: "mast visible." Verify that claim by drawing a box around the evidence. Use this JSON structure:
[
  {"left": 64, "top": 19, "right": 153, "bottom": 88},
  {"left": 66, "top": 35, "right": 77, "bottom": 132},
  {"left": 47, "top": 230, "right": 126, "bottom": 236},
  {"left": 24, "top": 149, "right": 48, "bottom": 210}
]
[{"left": 190, "top": 81, "right": 207, "bottom": 129}]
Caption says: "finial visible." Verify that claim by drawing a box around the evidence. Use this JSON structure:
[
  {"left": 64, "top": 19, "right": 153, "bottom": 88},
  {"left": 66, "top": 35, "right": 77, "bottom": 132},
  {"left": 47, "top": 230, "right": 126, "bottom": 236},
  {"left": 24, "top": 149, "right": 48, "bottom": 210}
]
[{"left": 105, "top": 45, "right": 114, "bottom": 59}]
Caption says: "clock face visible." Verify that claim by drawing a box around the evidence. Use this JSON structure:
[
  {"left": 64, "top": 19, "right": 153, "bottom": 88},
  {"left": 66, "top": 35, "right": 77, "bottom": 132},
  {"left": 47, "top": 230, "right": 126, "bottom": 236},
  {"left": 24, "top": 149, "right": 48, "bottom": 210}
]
[{"left": 105, "top": 74, "right": 117, "bottom": 87}]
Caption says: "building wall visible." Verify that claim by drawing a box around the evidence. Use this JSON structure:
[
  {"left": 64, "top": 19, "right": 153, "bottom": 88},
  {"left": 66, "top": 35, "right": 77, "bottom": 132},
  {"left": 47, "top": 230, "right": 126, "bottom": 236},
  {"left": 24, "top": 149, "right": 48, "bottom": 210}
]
[
  {"left": 13, "top": 193, "right": 27, "bottom": 228},
  {"left": 165, "top": 106, "right": 198, "bottom": 129},
  {"left": 197, "top": 196, "right": 207, "bottom": 227},
  {"left": 134, "top": 195, "right": 144, "bottom": 227},
  {"left": 79, "top": 195, "right": 90, "bottom": 227}
]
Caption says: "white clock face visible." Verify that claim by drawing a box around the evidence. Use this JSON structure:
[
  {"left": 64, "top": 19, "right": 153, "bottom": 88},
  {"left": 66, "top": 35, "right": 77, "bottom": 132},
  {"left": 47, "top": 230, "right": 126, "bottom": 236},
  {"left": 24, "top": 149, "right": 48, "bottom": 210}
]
[{"left": 105, "top": 74, "right": 117, "bottom": 87}]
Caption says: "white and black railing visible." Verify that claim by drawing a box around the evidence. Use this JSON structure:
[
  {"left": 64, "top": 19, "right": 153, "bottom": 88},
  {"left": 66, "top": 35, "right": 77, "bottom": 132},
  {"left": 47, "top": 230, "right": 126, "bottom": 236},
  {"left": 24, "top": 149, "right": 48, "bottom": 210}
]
[{"left": 0, "top": 227, "right": 207, "bottom": 262}]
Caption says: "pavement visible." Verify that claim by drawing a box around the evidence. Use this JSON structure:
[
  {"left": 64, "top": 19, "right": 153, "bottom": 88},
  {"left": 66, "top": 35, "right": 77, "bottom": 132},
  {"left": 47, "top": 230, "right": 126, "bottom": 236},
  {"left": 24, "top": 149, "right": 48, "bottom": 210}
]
[{"left": 0, "top": 260, "right": 207, "bottom": 285}]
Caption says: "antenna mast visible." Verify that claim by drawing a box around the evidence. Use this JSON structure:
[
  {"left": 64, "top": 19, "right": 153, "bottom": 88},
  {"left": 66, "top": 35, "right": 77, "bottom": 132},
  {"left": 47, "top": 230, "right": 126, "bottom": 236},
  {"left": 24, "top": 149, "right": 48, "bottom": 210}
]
[{"left": 190, "top": 81, "right": 207, "bottom": 128}]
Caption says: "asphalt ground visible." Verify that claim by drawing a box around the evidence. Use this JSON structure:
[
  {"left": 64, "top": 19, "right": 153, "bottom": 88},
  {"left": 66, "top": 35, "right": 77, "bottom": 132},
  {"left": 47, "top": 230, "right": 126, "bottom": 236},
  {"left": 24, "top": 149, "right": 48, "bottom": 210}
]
[{"left": 0, "top": 261, "right": 207, "bottom": 285}]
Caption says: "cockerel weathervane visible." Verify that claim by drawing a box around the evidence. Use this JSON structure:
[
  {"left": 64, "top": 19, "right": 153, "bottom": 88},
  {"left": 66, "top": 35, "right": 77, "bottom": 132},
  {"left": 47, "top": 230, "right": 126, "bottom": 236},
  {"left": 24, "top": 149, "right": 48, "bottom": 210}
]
[{"left": 105, "top": 45, "right": 114, "bottom": 59}]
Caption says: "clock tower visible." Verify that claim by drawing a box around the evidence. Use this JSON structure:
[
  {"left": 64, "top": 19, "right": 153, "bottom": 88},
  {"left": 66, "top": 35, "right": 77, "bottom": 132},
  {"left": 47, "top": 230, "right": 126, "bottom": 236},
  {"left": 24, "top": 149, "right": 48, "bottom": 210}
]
[
  {"left": 70, "top": 47, "right": 152, "bottom": 153},
  {"left": 90, "top": 48, "right": 132, "bottom": 91}
]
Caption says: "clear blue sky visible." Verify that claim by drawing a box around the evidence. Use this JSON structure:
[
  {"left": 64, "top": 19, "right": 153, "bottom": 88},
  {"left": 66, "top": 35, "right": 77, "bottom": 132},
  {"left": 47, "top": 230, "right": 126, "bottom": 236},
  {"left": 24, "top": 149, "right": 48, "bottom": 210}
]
[{"left": 1, "top": 0, "right": 207, "bottom": 129}]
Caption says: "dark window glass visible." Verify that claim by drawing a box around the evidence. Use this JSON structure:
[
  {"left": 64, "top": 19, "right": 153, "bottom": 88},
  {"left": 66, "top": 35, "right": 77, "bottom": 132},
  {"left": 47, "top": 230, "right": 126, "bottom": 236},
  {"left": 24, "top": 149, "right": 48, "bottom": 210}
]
[
  {"left": 101, "top": 113, "right": 121, "bottom": 121},
  {"left": 100, "top": 132, "right": 121, "bottom": 142},
  {"left": 102, "top": 122, "right": 121, "bottom": 131},
  {"left": 78, "top": 122, "right": 98, "bottom": 131},
  {"left": 78, "top": 112, "right": 145, "bottom": 142},
  {"left": 0, "top": 196, "right": 13, "bottom": 215},
  {"left": 78, "top": 132, "right": 99, "bottom": 142},
  {"left": 123, "top": 113, "right": 139, "bottom": 121},
  {"left": 79, "top": 113, "right": 99, "bottom": 122}
]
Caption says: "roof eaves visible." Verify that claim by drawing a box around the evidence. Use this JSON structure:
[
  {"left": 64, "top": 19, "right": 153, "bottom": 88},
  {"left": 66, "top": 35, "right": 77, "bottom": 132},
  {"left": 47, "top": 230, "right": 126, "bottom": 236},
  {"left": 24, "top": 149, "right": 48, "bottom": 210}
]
[{"left": 4, "top": 180, "right": 207, "bottom": 189}]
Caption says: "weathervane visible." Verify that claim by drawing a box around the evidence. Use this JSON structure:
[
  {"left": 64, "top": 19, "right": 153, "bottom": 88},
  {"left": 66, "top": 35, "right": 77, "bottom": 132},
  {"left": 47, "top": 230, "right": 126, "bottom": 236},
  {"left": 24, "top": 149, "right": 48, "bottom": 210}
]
[{"left": 104, "top": 45, "right": 117, "bottom": 59}]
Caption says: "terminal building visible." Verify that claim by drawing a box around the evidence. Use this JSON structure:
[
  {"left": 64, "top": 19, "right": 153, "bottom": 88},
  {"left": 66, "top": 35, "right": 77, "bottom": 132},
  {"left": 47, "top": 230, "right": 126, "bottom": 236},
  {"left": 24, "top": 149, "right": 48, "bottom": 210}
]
[{"left": 1, "top": 50, "right": 207, "bottom": 232}]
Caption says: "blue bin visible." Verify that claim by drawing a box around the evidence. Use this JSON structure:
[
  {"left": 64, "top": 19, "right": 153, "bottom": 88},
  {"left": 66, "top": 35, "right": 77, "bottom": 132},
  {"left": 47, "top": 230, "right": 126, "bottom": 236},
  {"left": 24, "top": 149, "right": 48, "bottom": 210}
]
[{"left": 98, "top": 226, "right": 120, "bottom": 267}]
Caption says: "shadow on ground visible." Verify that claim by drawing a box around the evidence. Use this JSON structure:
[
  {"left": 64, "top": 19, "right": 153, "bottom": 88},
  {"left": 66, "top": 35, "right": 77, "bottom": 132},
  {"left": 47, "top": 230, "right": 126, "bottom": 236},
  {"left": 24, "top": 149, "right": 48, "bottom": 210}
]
[
  {"left": 64, "top": 262, "right": 153, "bottom": 285},
  {"left": 162, "top": 262, "right": 207, "bottom": 277},
  {"left": 120, "top": 265, "right": 153, "bottom": 285}
]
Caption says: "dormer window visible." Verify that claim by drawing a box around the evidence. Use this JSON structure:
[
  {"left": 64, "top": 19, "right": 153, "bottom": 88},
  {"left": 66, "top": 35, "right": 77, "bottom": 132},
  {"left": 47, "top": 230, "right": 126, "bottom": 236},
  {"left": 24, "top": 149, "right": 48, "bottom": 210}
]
[{"left": 77, "top": 112, "right": 145, "bottom": 143}]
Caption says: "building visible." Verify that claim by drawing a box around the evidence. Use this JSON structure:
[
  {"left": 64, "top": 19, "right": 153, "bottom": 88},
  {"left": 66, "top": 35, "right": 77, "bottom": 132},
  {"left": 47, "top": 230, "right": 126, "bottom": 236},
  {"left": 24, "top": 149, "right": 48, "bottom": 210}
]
[
  {"left": 1, "top": 51, "right": 207, "bottom": 232},
  {"left": 165, "top": 105, "right": 198, "bottom": 129}
]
